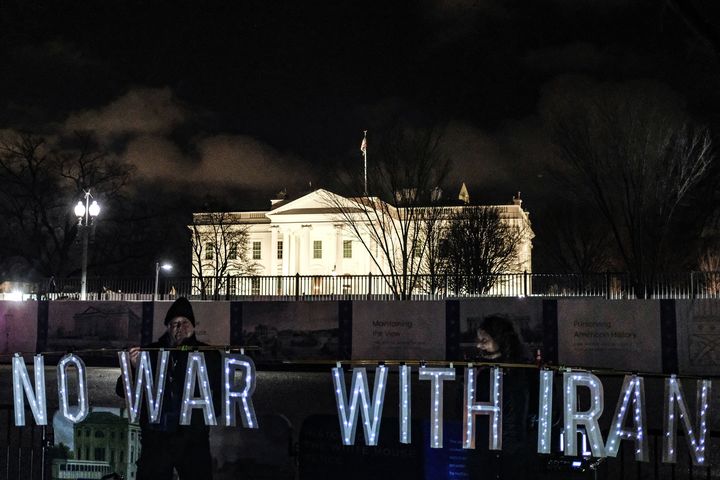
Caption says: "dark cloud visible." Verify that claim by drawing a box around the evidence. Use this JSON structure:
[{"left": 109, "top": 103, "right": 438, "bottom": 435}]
[
  {"left": 64, "top": 87, "right": 188, "bottom": 137},
  {"left": 523, "top": 42, "right": 609, "bottom": 74}
]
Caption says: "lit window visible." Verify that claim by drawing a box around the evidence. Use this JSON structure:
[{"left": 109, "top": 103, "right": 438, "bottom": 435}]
[
  {"left": 343, "top": 240, "right": 352, "bottom": 259},
  {"left": 277, "top": 240, "right": 283, "bottom": 259},
  {"left": 205, "top": 243, "right": 214, "bottom": 260},
  {"left": 313, "top": 240, "right": 322, "bottom": 259},
  {"left": 229, "top": 242, "right": 238, "bottom": 259},
  {"left": 252, "top": 241, "right": 262, "bottom": 260}
]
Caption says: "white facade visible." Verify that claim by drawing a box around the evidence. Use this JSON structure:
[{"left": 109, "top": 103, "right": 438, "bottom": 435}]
[{"left": 191, "top": 189, "right": 533, "bottom": 280}]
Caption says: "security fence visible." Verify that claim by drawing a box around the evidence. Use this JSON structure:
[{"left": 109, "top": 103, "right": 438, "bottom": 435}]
[{"left": 17, "top": 271, "right": 720, "bottom": 301}]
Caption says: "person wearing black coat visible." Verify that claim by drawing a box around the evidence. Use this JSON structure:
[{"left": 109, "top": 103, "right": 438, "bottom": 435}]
[
  {"left": 115, "top": 297, "right": 221, "bottom": 480},
  {"left": 464, "top": 315, "right": 535, "bottom": 480}
]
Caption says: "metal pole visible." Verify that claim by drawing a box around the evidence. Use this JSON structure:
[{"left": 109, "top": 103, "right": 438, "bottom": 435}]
[
  {"left": 363, "top": 130, "right": 368, "bottom": 195},
  {"left": 154, "top": 262, "right": 160, "bottom": 301},
  {"left": 79, "top": 191, "right": 91, "bottom": 301},
  {"left": 80, "top": 226, "right": 88, "bottom": 300}
]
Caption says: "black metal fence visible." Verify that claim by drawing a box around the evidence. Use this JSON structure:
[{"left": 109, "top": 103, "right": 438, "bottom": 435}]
[{"left": 20, "top": 271, "right": 720, "bottom": 301}]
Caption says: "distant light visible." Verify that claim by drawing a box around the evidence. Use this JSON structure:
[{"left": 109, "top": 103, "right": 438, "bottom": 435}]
[
  {"left": 161, "top": 263, "right": 173, "bottom": 271},
  {"left": 74, "top": 201, "right": 85, "bottom": 218},
  {"left": 571, "top": 460, "right": 582, "bottom": 468},
  {"left": 88, "top": 200, "right": 100, "bottom": 217},
  {"left": 8, "top": 290, "right": 23, "bottom": 302}
]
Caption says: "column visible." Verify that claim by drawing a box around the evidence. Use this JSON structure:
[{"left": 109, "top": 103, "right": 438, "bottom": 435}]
[
  {"left": 334, "top": 225, "right": 343, "bottom": 272},
  {"left": 282, "top": 230, "right": 290, "bottom": 276},
  {"left": 270, "top": 226, "right": 278, "bottom": 274}
]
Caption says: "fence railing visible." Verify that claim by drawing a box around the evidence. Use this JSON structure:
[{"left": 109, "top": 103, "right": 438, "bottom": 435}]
[{"left": 10, "top": 271, "right": 720, "bottom": 301}]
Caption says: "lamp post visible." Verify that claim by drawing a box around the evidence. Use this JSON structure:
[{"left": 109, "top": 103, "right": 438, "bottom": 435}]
[
  {"left": 74, "top": 190, "right": 100, "bottom": 301},
  {"left": 154, "top": 262, "right": 173, "bottom": 301}
]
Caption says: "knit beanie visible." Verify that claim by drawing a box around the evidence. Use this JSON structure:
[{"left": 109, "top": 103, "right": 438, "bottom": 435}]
[{"left": 164, "top": 297, "right": 195, "bottom": 326}]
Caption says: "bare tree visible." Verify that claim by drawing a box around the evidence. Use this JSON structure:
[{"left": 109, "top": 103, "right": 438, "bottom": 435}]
[
  {"left": 324, "top": 127, "right": 450, "bottom": 299},
  {"left": 547, "top": 82, "right": 714, "bottom": 296},
  {"left": 190, "top": 211, "right": 257, "bottom": 299},
  {"left": 537, "top": 196, "right": 616, "bottom": 274},
  {"left": 0, "top": 132, "right": 133, "bottom": 280},
  {"left": 698, "top": 249, "right": 720, "bottom": 296},
  {"left": 442, "top": 206, "right": 527, "bottom": 294}
]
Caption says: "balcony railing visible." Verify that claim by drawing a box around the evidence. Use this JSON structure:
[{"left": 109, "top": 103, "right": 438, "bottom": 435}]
[{"left": 10, "top": 271, "right": 720, "bottom": 301}]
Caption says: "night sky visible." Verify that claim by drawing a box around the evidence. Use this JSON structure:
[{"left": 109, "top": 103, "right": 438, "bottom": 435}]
[{"left": 1, "top": 0, "right": 719, "bottom": 209}]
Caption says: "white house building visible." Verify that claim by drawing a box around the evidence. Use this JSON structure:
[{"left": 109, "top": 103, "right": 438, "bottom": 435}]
[{"left": 190, "top": 188, "right": 533, "bottom": 297}]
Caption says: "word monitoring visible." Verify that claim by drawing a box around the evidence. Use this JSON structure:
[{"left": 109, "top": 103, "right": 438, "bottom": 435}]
[
  {"left": 332, "top": 365, "right": 712, "bottom": 466},
  {"left": 11, "top": 351, "right": 258, "bottom": 430}
]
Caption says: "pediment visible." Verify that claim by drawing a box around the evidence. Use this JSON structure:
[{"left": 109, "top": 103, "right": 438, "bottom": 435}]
[{"left": 267, "top": 189, "right": 360, "bottom": 216}]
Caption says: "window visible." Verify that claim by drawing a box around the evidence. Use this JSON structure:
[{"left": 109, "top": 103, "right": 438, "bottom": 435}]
[
  {"left": 229, "top": 242, "right": 238, "bottom": 259},
  {"left": 205, "top": 242, "right": 214, "bottom": 260},
  {"left": 277, "top": 240, "right": 283, "bottom": 259},
  {"left": 95, "top": 447, "right": 105, "bottom": 461},
  {"left": 251, "top": 277, "right": 260, "bottom": 296},
  {"left": 439, "top": 239, "right": 449, "bottom": 258},
  {"left": 313, "top": 240, "right": 322, "bottom": 259},
  {"left": 343, "top": 240, "right": 352, "bottom": 259},
  {"left": 252, "top": 241, "right": 262, "bottom": 260}
]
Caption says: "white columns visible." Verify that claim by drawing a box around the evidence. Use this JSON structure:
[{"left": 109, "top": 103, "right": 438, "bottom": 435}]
[
  {"left": 282, "top": 230, "right": 290, "bottom": 275},
  {"left": 270, "top": 226, "right": 279, "bottom": 275},
  {"left": 334, "top": 225, "right": 343, "bottom": 273}
]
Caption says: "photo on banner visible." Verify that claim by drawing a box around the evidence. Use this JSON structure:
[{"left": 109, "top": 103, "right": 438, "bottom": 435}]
[
  {"left": 352, "top": 301, "right": 445, "bottom": 360},
  {"left": 457, "top": 298, "right": 544, "bottom": 362},
  {"left": 47, "top": 301, "right": 143, "bottom": 352},
  {"left": 557, "top": 299, "right": 662, "bottom": 372},
  {"left": 50, "top": 407, "right": 140, "bottom": 480},
  {"left": 153, "top": 300, "right": 230, "bottom": 346},
  {"left": 676, "top": 300, "right": 720, "bottom": 376},
  {"left": 0, "top": 300, "right": 38, "bottom": 355},
  {"left": 242, "top": 301, "right": 339, "bottom": 361}
]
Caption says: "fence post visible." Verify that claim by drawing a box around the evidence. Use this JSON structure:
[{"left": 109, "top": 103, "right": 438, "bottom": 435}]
[
  {"left": 523, "top": 270, "right": 528, "bottom": 297},
  {"left": 444, "top": 273, "right": 449, "bottom": 299},
  {"left": 225, "top": 274, "right": 231, "bottom": 301},
  {"left": 295, "top": 273, "right": 300, "bottom": 301},
  {"left": 690, "top": 271, "right": 695, "bottom": 299},
  {"left": 605, "top": 271, "right": 611, "bottom": 299},
  {"left": 367, "top": 272, "right": 373, "bottom": 300}
]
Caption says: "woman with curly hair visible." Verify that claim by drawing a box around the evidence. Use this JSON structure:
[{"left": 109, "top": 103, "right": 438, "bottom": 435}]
[{"left": 467, "top": 315, "right": 535, "bottom": 479}]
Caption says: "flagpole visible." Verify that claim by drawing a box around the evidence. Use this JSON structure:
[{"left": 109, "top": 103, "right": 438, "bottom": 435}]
[{"left": 363, "top": 130, "right": 368, "bottom": 196}]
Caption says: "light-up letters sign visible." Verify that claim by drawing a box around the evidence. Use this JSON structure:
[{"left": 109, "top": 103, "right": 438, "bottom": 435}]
[{"left": 7, "top": 352, "right": 718, "bottom": 468}]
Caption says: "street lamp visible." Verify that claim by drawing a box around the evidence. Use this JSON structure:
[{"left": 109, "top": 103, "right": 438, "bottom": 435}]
[
  {"left": 74, "top": 190, "right": 100, "bottom": 301},
  {"left": 154, "top": 262, "right": 173, "bottom": 301}
]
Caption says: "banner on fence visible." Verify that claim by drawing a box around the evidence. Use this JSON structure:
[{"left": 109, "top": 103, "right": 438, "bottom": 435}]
[
  {"left": 242, "top": 301, "right": 340, "bottom": 361},
  {"left": 557, "top": 299, "right": 662, "bottom": 372},
  {"left": 676, "top": 300, "right": 720, "bottom": 375},
  {"left": 457, "top": 299, "right": 544, "bottom": 361},
  {"left": 351, "top": 301, "right": 445, "bottom": 360}
]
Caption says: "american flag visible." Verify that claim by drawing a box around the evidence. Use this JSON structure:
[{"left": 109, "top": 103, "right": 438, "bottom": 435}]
[{"left": 360, "top": 134, "right": 367, "bottom": 154}]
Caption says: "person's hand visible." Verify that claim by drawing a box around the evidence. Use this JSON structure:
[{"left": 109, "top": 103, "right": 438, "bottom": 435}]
[{"left": 128, "top": 347, "right": 141, "bottom": 369}]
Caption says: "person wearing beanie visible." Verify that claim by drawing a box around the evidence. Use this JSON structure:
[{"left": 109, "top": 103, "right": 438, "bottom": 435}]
[{"left": 116, "top": 297, "right": 221, "bottom": 479}]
